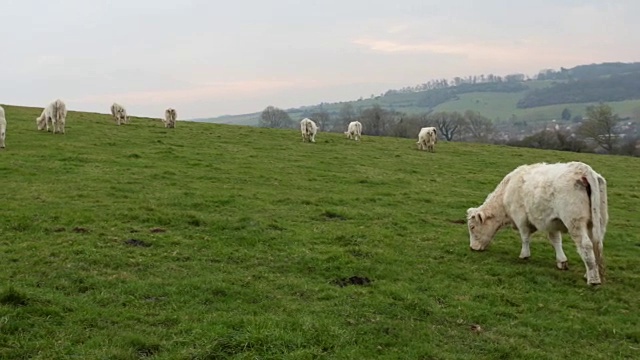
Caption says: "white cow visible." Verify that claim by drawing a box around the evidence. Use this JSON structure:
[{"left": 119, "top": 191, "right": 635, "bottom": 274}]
[
  {"left": 344, "top": 121, "right": 362, "bottom": 141},
  {"left": 164, "top": 108, "right": 177, "bottom": 128},
  {"left": 36, "top": 99, "right": 67, "bottom": 134},
  {"left": 466, "top": 161, "right": 608, "bottom": 285},
  {"left": 300, "top": 118, "right": 318, "bottom": 143},
  {"left": 417, "top": 126, "right": 437, "bottom": 152},
  {"left": 110, "top": 103, "right": 128, "bottom": 125},
  {"left": 0, "top": 105, "right": 6, "bottom": 149}
]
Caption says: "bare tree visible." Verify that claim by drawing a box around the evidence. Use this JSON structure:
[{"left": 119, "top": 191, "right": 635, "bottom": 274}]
[
  {"left": 464, "top": 110, "right": 494, "bottom": 142},
  {"left": 577, "top": 103, "right": 620, "bottom": 152},
  {"left": 391, "top": 113, "right": 429, "bottom": 138},
  {"left": 432, "top": 111, "right": 464, "bottom": 141},
  {"left": 310, "top": 110, "right": 331, "bottom": 131},
  {"left": 359, "top": 104, "right": 398, "bottom": 136},
  {"left": 338, "top": 103, "right": 357, "bottom": 127},
  {"left": 259, "top": 106, "right": 293, "bottom": 128}
]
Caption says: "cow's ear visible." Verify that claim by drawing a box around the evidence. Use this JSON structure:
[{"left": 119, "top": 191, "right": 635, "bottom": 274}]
[{"left": 477, "top": 211, "right": 485, "bottom": 224}]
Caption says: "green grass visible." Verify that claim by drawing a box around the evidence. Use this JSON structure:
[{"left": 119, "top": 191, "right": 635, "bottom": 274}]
[
  {"left": 1, "top": 104, "right": 640, "bottom": 359},
  {"left": 434, "top": 93, "right": 640, "bottom": 123}
]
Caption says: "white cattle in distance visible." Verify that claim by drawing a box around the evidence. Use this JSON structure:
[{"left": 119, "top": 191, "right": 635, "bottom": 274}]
[
  {"left": 466, "top": 161, "right": 608, "bottom": 285},
  {"left": 110, "top": 103, "right": 128, "bottom": 125},
  {"left": 416, "top": 126, "right": 437, "bottom": 152},
  {"left": 344, "top": 121, "right": 362, "bottom": 141},
  {"left": 164, "top": 108, "right": 177, "bottom": 128},
  {"left": 0, "top": 105, "right": 6, "bottom": 148},
  {"left": 36, "top": 99, "right": 67, "bottom": 134},
  {"left": 300, "top": 118, "right": 318, "bottom": 143}
]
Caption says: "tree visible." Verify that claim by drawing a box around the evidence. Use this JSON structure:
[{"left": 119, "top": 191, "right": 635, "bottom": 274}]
[
  {"left": 464, "top": 110, "right": 494, "bottom": 142},
  {"left": 577, "top": 103, "right": 620, "bottom": 152},
  {"left": 431, "top": 111, "right": 464, "bottom": 141},
  {"left": 309, "top": 110, "right": 331, "bottom": 131},
  {"left": 338, "top": 103, "right": 356, "bottom": 127},
  {"left": 391, "top": 112, "right": 430, "bottom": 138},
  {"left": 359, "top": 104, "right": 398, "bottom": 136},
  {"left": 561, "top": 108, "right": 572, "bottom": 121},
  {"left": 259, "top": 106, "right": 293, "bottom": 128}
]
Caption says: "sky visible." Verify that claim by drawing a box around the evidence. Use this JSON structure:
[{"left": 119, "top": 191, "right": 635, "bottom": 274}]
[{"left": 1, "top": 0, "right": 639, "bottom": 119}]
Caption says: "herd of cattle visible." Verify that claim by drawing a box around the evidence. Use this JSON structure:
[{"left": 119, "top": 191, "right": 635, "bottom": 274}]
[
  {"left": 0, "top": 101, "right": 610, "bottom": 285},
  {"left": 0, "top": 100, "right": 178, "bottom": 145},
  {"left": 0, "top": 101, "right": 439, "bottom": 152}
]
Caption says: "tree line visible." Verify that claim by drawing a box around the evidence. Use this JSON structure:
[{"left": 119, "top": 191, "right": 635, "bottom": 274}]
[{"left": 259, "top": 103, "right": 639, "bottom": 157}]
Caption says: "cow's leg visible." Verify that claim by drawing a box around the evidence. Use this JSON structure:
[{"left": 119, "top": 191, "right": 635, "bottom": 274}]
[
  {"left": 548, "top": 231, "right": 568, "bottom": 270},
  {"left": 311, "top": 133, "right": 316, "bottom": 143},
  {"left": 569, "top": 225, "right": 601, "bottom": 285},
  {"left": 518, "top": 227, "right": 532, "bottom": 259}
]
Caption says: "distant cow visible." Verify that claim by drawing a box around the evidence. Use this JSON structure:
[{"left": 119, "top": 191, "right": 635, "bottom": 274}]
[
  {"left": 36, "top": 99, "right": 67, "bottom": 134},
  {"left": 466, "top": 161, "right": 608, "bottom": 285},
  {"left": 417, "top": 127, "right": 437, "bottom": 152},
  {"left": 344, "top": 121, "right": 362, "bottom": 141},
  {"left": 110, "top": 103, "right": 128, "bottom": 125},
  {"left": 0, "top": 105, "right": 6, "bottom": 148},
  {"left": 300, "top": 118, "right": 318, "bottom": 143},
  {"left": 164, "top": 108, "right": 177, "bottom": 128}
]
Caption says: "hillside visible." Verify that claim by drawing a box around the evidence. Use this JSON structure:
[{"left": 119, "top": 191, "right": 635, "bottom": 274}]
[
  {"left": 201, "top": 62, "right": 640, "bottom": 126},
  {"left": 1, "top": 104, "right": 640, "bottom": 358}
]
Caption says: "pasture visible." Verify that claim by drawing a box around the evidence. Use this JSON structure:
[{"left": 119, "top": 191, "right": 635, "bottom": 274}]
[{"left": 1, "top": 104, "right": 639, "bottom": 359}]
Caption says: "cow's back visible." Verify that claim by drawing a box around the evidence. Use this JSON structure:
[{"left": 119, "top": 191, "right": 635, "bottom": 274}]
[{"left": 502, "top": 163, "right": 591, "bottom": 230}]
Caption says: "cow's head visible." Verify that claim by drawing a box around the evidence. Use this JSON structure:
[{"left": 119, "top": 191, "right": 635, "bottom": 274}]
[
  {"left": 466, "top": 207, "right": 501, "bottom": 251},
  {"left": 36, "top": 116, "right": 46, "bottom": 130}
]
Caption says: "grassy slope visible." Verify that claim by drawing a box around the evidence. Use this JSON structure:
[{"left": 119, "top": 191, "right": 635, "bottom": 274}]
[{"left": 1, "top": 105, "right": 639, "bottom": 359}]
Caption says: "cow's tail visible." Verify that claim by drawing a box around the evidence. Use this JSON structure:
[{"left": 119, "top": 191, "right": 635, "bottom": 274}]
[{"left": 585, "top": 168, "right": 608, "bottom": 281}]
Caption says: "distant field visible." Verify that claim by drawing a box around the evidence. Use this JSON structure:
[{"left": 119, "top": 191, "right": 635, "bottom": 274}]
[
  {"left": 435, "top": 93, "right": 640, "bottom": 123},
  {"left": 2, "top": 104, "right": 639, "bottom": 359},
  {"left": 201, "top": 79, "right": 640, "bottom": 126}
]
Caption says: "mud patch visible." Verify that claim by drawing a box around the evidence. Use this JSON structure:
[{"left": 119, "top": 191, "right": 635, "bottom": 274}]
[
  {"left": 72, "top": 227, "right": 89, "bottom": 233},
  {"left": 150, "top": 227, "right": 167, "bottom": 233},
  {"left": 53, "top": 227, "right": 66, "bottom": 233},
  {"left": 470, "top": 324, "right": 483, "bottom": 333},
  {"left": 125, "top": 239, "right": 151, "bottom": 247},
  {"left": 321, "top": 210, "right": 347, "bottom": 221},
  {"left": 332, "top": 276, "right": 372, "bottom": 287}
]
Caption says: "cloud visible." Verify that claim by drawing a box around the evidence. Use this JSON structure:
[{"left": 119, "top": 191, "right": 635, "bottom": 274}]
[
  {"left": 69, "top": 79, "right": 298, "bottom": 106},
  {"left": 351, "top": 37, "right": 596, "bottom": 66}
]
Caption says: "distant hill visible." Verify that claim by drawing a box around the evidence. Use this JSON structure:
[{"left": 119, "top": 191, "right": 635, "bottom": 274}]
[{"left": 194, "top": 62, "right": 640, "bottom": 126}]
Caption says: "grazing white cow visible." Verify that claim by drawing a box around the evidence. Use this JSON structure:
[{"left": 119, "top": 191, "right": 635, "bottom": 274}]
[
  {"left": 466, "top": 161, "right": 608, "bottom": 285},
  {"left": 36, "top": 99, "right": 67, "bottom": 134},
  {"left": 164, "top": 108, "right": 177, "bottom": 128},
  {"left": 300, "top": 118, "right": 318, "bottom": 143},
  {"left": 344, "top": 121, "right": 362, "bottom": 141},
  {"left": 417, "top": 126, "right": 437, "bottom": 152},
  {"left": 110, "top": 103, "right": 128, "bottom": 125},
  {"left": 0, "top": 105, "right": 6, "bottom": 149}
]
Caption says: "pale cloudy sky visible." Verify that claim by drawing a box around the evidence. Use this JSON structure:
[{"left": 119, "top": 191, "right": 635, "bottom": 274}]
[{"left": 1, "top": 0, "right": 639, "bottom": 119}]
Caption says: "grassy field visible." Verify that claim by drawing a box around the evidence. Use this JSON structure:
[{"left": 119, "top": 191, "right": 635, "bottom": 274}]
[
  {"left": 1, "top": 104, "right": 640, "bottom": 359},
  {"left": 434, "top": 93, "right": 640, "bottom": 123}
]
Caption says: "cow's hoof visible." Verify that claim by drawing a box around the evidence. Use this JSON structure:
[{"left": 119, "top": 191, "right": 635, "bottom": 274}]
[
  {"left": 557, "top": 261, "right": 569, "bottom": 270},
  {"left": 587, "top": 280, "right": 601, "bottom": 286},
  {"left": 519, "top": 255, "right": 530, "bottom": 260}
]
